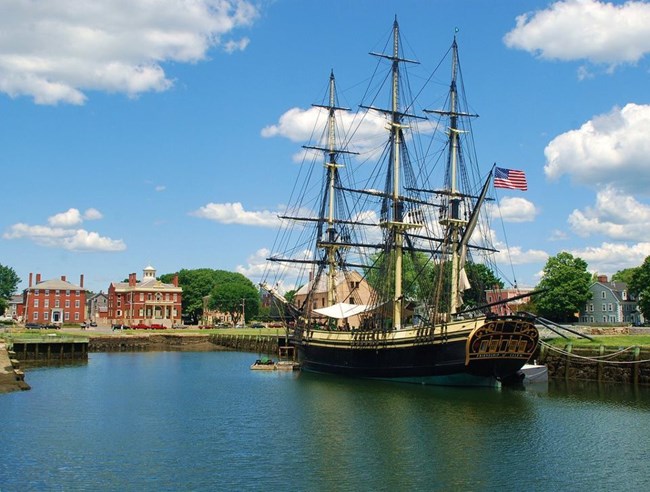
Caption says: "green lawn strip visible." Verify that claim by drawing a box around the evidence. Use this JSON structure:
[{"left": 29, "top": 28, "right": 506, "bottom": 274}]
[{"left": 545, "top": 335, "right": 650, "bottom": 349}]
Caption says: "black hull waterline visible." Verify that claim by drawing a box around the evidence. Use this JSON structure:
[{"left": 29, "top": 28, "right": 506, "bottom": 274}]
[{"left": 292, "top": 316, "right": 539, "bottom": 386}]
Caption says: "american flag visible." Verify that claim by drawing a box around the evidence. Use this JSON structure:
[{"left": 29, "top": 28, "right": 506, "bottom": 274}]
[{"left": 494, "top": 167, "right": 527, "bottom": 191}]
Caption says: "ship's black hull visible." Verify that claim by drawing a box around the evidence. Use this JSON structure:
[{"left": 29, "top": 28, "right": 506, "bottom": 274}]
[{"left": 292, "top": 316, "right": 538, "bottom": 386}]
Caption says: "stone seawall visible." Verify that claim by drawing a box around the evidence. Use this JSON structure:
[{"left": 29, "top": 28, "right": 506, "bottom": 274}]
[
  {"left": 0, "top": 343, "right": 30, "bottom": 393},
  {"left": 538, "top": 343, "right": 650, "bottom": 386},
  {"left": 88, "top": 333, "right": 280, "bottom": 355}
]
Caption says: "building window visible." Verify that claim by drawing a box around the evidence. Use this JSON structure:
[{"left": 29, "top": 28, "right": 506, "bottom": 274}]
[
  {"left": 602, "top": 303, "right": 606, "bottom": 311},
  {"left": 65, "top": 312, "right": 70, "bottom": 320},
  {"left": 55, "top": 300, "right": 60, "bottom": 308},
  {"left": 66, "top": 289, "right": 70, "bottom": 296},
  {"left": 139, "top": 309, "right": 144, "bottom": 316},
  {"left": 608, "top": 303, "right": 613, "bottom": 312},
  {"left": 140, "top": 293, "right": 144, "bottom": 301},
  {"left": 173, "top": 294, "right": 177, "bottom": 302},
  {"left": 589, "top": 304, "right": 594, "bottom": 312},
  {"left": 65, "top": 300, "right": 70, "bottom": 308},
  {"left": 75, "top": 300, "right": 80, "bottom": 308},
  {"left": 116, "top": 310, "right": 122, "bottom": 317},
  {"left": 74, "top": 312, "right": 79, "bottom": 321},
  {"left": 44, "top": 299, "right": 49, "bottom": 308},
  {"left": 55, "top": 289, "right": 60, "bottom": 296},
  {"left": 601, "top": 291, "right": 606, "bottom": 299},
  {"left": 45, "top": 289, "right": 49, "bottom": 295},
  {"left": 147, "top": 293, "right": 152, "bottom": 301},
  {"left": 34, "top": 299, "right": 39, "bottom": 308},
  {"left": 165, "top": 293, "right": 170, "bottom": 301},
  {"left": 76, "top": 290, "right": 80, "bottom": 296},
  {"left": 35, "top": 289, "right": 40, "bottom": 295},
  {"left": 44, "top": 312, "right": 49, "bottom": 320},
  {"left": 33, "top": 312, "right": 38, "bottom": 320},
  {"left": 117, "top": 299, "right": 121, "bottom": 308}
]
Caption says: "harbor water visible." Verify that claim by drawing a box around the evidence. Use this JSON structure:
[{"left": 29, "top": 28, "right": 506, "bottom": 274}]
[{"left": 1, "top": 351, "right": 649, "bottom": 491}]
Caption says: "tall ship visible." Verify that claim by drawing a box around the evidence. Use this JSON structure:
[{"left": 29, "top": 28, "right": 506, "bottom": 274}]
[{"left": 261, "top": 19, "right": 538, "bottom": 386}]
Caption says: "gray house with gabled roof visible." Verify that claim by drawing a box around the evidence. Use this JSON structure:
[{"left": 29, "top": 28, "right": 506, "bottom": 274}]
[{"left": 578, "top": 275, "right": 642, "bottom": 326}]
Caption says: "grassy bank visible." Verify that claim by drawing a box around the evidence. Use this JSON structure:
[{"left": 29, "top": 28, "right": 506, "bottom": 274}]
[{"left": 544, "top": 335, "right": 650, "bottom": 348}]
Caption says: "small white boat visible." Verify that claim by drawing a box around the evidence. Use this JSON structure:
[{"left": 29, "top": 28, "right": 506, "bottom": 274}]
[
  {"left": 521, "top": 363, "right": 548, "bottom": 384},
  {"left": 250, "top": 358, "right": 276, "bottom": 370}
]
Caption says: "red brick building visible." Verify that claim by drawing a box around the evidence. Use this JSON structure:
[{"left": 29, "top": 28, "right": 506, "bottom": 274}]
[
  {"left": 485, "top": 287, "right": 534, "bottom": 316},
  {"left": 23, "top": 273, "right": 87, "bottom": 325},
  {"left": 107, "top": 266, "right": 182, "bottom": 327}
]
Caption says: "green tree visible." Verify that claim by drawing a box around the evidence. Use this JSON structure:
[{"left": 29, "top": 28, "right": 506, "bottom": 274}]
[
  {"left": 534, "top": 252, "right": 592, "bottom": 322},
  {"left": 628, "top": 256, "right": 650, "bottom": 320},
  {"left": 463, "top": 262, "right": 504, "bottom": 308},
  {"left": 612, "top": 267, "right": 638, "bottom": 285},
  {"left": 364, "top": 251, "right": 434, "bottom": 302},
  {"left": 208, "top": 273, "right": 259, "bottom": 325},
  {"left": 159, "top": 269, "right": 225, "bottom": 324},
  {"left": 0, "top": 263, "right": 20, "bottom": 299}
]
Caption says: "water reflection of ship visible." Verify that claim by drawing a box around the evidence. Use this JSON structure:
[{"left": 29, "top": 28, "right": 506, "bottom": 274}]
[{"left": 296, "top": 372, "right": 537, "bottom": 488}]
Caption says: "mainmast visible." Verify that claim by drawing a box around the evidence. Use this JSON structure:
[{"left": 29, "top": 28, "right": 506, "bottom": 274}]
[{"left": 367, "top": 18, "right": 420, "bottom": 329}]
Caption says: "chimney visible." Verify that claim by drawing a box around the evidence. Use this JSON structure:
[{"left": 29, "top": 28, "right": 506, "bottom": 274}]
[
  {"left": 29, "top": 273, "right": 33, "bottom": 288},
  {"left": 597, "top": 275, "right": 608, "bottom": 283},
  {"left": 173, "top": 274, "right": 179, "bottom": 287},
  {"left": 36, "top": 273, "right": 41, "bottom": 284},
  {"left": 80, "top": 274, "right": 84, "bottom": 288},
  {"left": 129, "top": 273, "right": 137, "bottom": 287},
  {"left": 61, "top": 275, "right": 66, "bottom": 282}
]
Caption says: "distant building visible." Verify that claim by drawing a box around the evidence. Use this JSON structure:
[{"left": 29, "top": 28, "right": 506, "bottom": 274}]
[
  {"left": 7, "top": 294, "right": 23, "bottom": 320},
  {"left": 87, "top": 291, "right": 109, "bottom": 323},
  {"left": 484, "top": 287, "right": 534, "bottom": 316},
  {"left": 23, "top": 273, "right": 87, "bottom": 324},
  {"left": 578, "top": 275, "right": 641, "bottom": 326},
  {"left": 293, "top": 271, "right": 375, "bottom": 329},
  {"left": 107, "top": 266, "right": 182, "bottom": 327}
]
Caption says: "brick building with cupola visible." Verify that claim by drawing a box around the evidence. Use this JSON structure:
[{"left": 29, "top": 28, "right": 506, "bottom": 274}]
[
  {"left": 23, "top": 273, "right": 87, "bottom": 325},
  {"left": 107, "top": 266, "right": 182, "bottom": 328}
]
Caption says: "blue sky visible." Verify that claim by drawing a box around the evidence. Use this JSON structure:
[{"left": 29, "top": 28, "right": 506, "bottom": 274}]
[{"left": 2, "top": 0, "right": 650, "bottom": 294}]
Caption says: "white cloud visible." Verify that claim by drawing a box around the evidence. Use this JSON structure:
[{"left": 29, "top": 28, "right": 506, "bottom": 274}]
[
  {"left": 191, "top": 202, "right": 280, "bottom": 227},
  {"left": 3, "top": 223, "right": 125, "bottom": 251},
  {"left": 83, "top": 208, "right": 103, "bottom": 220},
  {"left": 492, "top": 196, "right": 538, "bottom": 223},
  {"left": 0, "top": 0, "right": 259, "bottom": 104},
  {"left": 48, "top": 208, "right": 83, "bottom": 227},
  {"left": 504, "top": 0, "right": 650, "bottom": 67},
  {"left": 261, "top": 105, "right": 426, "bottom": 160},
  {"left": 223, "top": 37, "right": 250, "bottom": 54},
  {"left": 4, "top": 206, "right": 123, "bottom": 251},
  {"left": 549, "top": 229, "right": 568, "bottom": 241},
  {"left": 544, "top": 103, "right": 650, "bottom": 194},
  {"left": 570, "top": 241, "right": 650, "bottom": 275},
  {"left": 567, "top": 186, "right": 650, "bottom": 241},
  {"left": 155, "top": 185, "right": 166, "bottom": 192},
  {"left": 494, "top": 245, "right": 549, "bottom": 266}
]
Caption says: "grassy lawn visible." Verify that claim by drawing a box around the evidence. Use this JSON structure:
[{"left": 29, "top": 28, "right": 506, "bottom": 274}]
[
  {"left": 1, "top": 326, "right": 288, "bottom": 341},
  {"left": 545, "top": 335, "right": 650, "bottom": 348}
]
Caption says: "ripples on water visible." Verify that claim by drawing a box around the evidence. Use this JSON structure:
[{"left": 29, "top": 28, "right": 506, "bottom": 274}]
[{"left": 1, "top": 352, "right": 649, "bottom": 491}]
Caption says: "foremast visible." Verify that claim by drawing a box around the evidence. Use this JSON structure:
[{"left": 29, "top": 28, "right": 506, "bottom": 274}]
[
  {"left": 305, "top": 71, "right": 357, "bottom": 311},
  {"left": 424, "top": 36, "right": 478, "bottom": 315}
]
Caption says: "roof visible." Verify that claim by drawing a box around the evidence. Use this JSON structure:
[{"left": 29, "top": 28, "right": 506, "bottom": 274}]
[
  {"left": 111, "top": 279, "right": 181, "bottom": 292},
  {"left": 27, "top": 278, "right": 84, "bottom": 291},
  {"left": 295, "top": 270, "right": 364, "bottom": 296}
]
